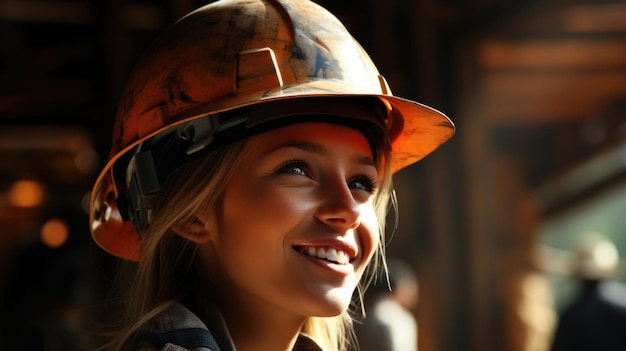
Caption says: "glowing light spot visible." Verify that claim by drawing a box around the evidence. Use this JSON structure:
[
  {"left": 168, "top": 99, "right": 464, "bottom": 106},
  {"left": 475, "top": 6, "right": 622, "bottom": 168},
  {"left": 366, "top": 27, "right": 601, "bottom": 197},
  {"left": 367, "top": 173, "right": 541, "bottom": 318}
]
[
  {"left": 41, "top": 218, "right": 69, "bottom": 248},
  {"left": 8, "top": 180, "right": 45, "bottom": 208}
]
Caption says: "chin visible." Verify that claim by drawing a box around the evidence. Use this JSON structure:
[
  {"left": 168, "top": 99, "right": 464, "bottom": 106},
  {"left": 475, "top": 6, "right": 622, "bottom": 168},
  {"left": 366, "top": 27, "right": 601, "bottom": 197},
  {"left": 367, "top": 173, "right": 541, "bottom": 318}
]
[
  {"left": 309, "top": 289, "right": 353, "bottom": 317},
  {"left": 311, "top": 307, "right": 346, "bottom": 318}
]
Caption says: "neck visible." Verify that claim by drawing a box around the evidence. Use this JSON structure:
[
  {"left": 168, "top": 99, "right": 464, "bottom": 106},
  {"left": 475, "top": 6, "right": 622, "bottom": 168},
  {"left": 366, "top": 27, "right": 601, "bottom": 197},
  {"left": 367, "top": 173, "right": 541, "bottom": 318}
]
[
  {"left": 198, "top": 283, "right": 307, "bottom": 351},
  {"left": 221, "top": 300, "right": 306, "bottom": 351},
  {"left": 194, "top": 249, "right": 309, "bottom": 351}
]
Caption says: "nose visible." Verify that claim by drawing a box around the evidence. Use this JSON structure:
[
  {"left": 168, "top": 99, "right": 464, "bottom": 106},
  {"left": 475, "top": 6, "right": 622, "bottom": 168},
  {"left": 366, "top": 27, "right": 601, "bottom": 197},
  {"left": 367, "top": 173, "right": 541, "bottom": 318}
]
[{"left": 316, "top": 177, "right": 361, "bottom": 230}]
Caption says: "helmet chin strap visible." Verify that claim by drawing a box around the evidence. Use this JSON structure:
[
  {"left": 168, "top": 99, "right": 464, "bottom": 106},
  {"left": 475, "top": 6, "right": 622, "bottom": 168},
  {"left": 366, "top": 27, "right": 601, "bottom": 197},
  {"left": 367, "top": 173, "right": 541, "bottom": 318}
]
[
  {"left": 125, "top": 148, "right": 158, "bottom": 233},
  {"left": 121, "top": 110, "right": 249, "bottom": 232}
]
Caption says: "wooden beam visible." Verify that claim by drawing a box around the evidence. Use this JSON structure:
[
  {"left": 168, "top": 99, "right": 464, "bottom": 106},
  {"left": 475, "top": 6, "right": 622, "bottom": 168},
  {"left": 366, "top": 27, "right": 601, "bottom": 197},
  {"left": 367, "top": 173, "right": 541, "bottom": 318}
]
[
  {"left": 564, "top": 4, "right": 626, "bottom": 33},
  {"left": 479, "top": 39, "right": 626, "bottom": 70},
  {"left": 481, "top": 70, "right": 626, "bottom": 124},
  {"left": 0, "top": 1, "right": 162, "bottom": 30},
  {"left": 0, "top": 1, "right": 89, "bottom": 24}
]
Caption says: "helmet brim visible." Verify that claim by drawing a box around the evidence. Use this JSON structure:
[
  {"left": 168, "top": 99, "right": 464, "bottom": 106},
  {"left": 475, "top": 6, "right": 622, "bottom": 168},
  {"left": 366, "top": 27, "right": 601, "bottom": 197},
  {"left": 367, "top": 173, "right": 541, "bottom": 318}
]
[{"left": 89, "top": 81, "right": 454, "bottom": 261}]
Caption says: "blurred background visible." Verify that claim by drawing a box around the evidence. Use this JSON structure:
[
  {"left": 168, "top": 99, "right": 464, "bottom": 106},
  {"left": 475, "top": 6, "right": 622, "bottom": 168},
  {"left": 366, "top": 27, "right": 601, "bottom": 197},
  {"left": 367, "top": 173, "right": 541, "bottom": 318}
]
[{"left": 0, "top": 0, "right": 625, "bottom": 350}]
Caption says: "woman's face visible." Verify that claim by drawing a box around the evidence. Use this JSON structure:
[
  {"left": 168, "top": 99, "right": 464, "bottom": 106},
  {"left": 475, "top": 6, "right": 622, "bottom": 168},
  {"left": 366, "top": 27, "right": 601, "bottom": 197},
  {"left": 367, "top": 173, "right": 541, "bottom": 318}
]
[{"left": 196, "top": 122, "right": 381, "bottom": 319}]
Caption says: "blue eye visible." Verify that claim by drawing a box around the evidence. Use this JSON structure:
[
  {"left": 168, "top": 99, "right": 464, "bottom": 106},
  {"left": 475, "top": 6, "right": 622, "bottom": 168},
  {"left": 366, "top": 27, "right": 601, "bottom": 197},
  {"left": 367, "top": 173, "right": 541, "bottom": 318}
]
[
  {"left": 278, "top": 160, "right": 307, "bottom": 176},
  {"left": 350, "top": 175, "right": 377, "bottom": 194}
]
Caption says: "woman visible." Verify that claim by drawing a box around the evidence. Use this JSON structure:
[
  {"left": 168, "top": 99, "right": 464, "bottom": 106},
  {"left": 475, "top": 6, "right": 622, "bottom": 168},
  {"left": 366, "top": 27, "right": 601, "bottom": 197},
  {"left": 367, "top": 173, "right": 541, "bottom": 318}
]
[{"left": 88, "top": 0, "right": 454, "bottom": 350}]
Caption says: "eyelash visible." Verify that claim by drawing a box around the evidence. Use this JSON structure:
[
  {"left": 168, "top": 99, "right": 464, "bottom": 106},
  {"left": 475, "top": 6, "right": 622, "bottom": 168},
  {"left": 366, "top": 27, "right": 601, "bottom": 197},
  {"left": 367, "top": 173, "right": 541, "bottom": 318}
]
[
  {"left": 350, "top": 175, "right": 377, "bottom": 194},
  {"left": 277, "top": 159, "right": 308, "bottom": 176},
  {"left": 277, "top": 159, "right": 378, "bottom": 194}
]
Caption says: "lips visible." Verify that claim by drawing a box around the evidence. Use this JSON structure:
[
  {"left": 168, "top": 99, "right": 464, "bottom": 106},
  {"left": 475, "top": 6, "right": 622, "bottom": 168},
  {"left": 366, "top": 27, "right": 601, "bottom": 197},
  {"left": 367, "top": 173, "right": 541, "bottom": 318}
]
[{"left": 296, "top": 246, "right": 351, "bottom": 265}]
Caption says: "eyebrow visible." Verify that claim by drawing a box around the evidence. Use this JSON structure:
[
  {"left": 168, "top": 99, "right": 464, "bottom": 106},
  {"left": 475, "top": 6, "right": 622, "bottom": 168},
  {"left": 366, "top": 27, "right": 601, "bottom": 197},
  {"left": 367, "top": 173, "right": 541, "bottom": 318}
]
[{"left": 276, "top": 141, "right": 376, "bottom": 167}]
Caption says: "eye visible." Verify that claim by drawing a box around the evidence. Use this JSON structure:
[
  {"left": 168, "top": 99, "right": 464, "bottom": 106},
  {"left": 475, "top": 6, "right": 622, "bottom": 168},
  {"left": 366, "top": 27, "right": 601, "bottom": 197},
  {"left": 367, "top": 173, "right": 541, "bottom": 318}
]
[
  {"left": 349, "top": 175, "right": 377, "bottom": 194},
  {"left": 277, "top": 159, "right": 308, "bottom": 176}
]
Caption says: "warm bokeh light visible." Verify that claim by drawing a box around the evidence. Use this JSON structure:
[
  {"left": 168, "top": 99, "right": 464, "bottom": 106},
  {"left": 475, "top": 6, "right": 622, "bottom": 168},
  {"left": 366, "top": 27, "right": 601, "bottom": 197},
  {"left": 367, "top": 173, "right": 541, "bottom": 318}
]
[
  {"left": 7, "top": 180, "right": 45, "bottom": 208},
  {"left": 74, "top": 147, "right": 99, "bottom": 174},
  {"left": 40, "top": 218, "right": 69, "bottom": 248}
]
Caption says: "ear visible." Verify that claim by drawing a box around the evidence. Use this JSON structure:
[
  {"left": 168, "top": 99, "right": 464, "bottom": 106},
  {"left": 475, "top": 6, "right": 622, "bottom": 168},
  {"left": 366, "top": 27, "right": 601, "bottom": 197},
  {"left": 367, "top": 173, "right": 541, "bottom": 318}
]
[{"left": 171, "top": 216, "right": 212, "bottom": 243}]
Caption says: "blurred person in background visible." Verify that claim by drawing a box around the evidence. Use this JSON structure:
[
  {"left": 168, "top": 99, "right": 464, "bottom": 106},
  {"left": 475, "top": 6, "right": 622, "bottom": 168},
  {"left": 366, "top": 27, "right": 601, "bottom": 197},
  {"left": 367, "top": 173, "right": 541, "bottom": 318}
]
[
  {"left": 354, "top": 258, "right": 420, "bottom": 351},
  {"left": 550, "top": 232, "right": 626, "bottom": 351}
]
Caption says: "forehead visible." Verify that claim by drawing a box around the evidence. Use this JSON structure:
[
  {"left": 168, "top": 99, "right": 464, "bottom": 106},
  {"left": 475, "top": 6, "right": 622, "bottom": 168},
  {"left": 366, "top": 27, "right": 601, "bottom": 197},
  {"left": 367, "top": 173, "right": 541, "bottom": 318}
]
[
  {"left": 244, "top": 122, "right": 374, "bottom": 154},
  {"left": 244, "top": 118, "right": 385, "bottom": 162}
]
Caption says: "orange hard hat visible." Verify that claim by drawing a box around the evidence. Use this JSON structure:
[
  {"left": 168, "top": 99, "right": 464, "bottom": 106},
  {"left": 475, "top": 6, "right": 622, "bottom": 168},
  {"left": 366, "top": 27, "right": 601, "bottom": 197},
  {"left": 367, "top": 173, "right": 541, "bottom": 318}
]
[{"left": 90, "top": 0, "right": 455, "bottom": 260}]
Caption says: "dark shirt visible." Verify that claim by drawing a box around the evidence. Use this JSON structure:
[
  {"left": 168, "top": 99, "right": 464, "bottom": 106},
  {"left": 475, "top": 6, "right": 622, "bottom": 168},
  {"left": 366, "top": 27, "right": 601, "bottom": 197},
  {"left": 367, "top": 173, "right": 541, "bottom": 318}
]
[
  {"left": 134, "top": 303, "right": 325, "bottom": 351},
  {"left": 551, "top": 280, "right": 626, "bottom": 351}
]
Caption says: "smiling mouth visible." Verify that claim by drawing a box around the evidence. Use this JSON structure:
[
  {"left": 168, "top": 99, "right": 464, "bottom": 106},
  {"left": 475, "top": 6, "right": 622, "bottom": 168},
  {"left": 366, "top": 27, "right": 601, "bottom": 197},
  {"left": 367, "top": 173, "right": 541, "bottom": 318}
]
[{"left": 296, "top": 246, "right": 351, "bottom": 265}]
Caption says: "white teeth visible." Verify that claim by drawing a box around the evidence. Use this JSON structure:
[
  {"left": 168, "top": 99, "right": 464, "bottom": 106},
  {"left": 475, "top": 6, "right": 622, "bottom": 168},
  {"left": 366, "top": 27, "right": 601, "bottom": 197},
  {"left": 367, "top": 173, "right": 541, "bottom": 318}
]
[
  {"left": 336, "top": 250, "right": 348, "bottom": 264},
  {"left": 303, "top": 247, "right": 350, "bottom": 264},
  {"left": 317, "top": 248, "right": 327, "bottom": 259},
  {"left": 327, "top": 248, "right": 337, "bottom": 262}
]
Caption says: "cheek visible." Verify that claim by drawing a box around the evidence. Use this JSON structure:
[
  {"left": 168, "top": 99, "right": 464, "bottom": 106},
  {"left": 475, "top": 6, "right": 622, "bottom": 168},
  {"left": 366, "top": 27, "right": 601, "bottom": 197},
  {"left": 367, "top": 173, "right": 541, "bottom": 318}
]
[
  {"left": 231, "top": 179, "right": 314, "bottom": 224},
  {"left": 219, "top": 183, "right": 310, "bottom": 244}
]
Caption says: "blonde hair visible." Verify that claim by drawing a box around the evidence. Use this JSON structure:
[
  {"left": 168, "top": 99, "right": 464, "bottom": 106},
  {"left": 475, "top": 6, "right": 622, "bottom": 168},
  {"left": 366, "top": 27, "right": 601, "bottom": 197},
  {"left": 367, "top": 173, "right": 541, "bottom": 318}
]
[{"left": 95, "top": 122, "right": 395, "bottom": 351}]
